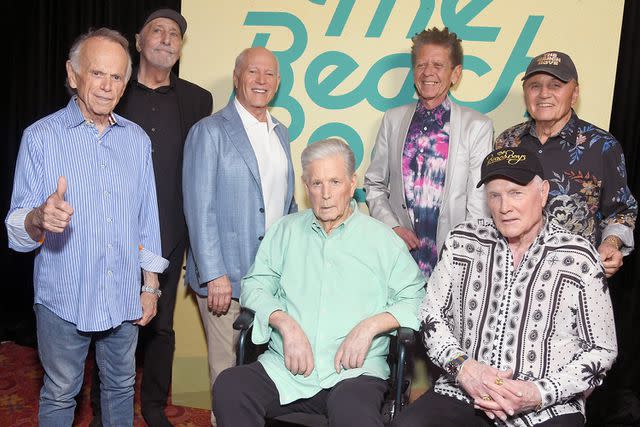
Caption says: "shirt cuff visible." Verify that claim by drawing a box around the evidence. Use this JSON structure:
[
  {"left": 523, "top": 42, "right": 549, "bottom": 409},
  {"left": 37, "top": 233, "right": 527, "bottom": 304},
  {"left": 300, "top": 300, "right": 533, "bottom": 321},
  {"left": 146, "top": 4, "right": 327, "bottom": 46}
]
[
  {"left": 386, "top": 304, "right": 420, "bottom": 330},
  {"left": 602, "top": 224, "right": 634, "bottom": 256},
  {"left": 6, "top": 208, "right": 41, "bottom": 252},
  {"left": 139, "top": 247, "right": 169, "bottom": 273},
  {"left": 532, "top": 378, "right": 556, "bottom": 411},
  {"left": 251, "top": 303, "right": 286, "bottom": 345}
]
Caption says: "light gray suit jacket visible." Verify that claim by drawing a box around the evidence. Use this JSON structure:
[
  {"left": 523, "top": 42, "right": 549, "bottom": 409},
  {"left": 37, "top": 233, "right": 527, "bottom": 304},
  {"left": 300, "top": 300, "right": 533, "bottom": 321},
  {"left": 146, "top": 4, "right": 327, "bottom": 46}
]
[
  {"left": 364, "top": 98, "right": 492, "bottom": 253},
  {"left": 183, "top": 101, "right": 297, "bottom": 298}
]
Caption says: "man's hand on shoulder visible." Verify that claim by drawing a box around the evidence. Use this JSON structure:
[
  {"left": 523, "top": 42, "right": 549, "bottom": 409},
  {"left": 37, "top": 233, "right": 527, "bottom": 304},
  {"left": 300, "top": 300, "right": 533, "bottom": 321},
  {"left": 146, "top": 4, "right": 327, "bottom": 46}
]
[
  {"left": 207, "top": 275, "right": 232, "bottom": 315},
  {"left": 269, "top": 311, "right": 314, "bottom": 377},
  {"left": 26, "top": 176, "right": 74, "bottom": 241},
  {"left": 598, "top": 236, "right": 623, "bottom": 278},
  {"left": 393, "top": 226, "right": 419, "bottom": 250}
]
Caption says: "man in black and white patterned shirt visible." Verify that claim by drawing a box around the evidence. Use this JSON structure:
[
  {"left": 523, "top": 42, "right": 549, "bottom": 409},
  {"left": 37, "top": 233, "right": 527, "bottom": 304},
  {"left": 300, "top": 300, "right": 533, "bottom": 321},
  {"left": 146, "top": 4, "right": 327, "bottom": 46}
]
[{"left": 393, "top": 147, "right": 617, "bottom": 427}]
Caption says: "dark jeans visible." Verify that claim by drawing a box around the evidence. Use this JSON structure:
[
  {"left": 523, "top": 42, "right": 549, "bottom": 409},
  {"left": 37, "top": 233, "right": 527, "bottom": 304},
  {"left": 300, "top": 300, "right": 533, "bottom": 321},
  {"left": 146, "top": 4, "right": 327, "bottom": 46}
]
[
  {"left": 391, "top": 389, "right": 584, "bottom": 427},
  {"left": 91, "top": 242, "right": 185, "bottom": 426},
  {"left": 213, "top": 362, "right": 388, "bottom": 427}
]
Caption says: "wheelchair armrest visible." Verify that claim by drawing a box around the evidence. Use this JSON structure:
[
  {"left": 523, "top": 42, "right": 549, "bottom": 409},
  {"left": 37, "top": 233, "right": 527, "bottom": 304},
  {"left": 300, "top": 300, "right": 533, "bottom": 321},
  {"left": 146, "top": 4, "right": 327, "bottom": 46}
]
[
  {"left": 396, "top": 327, "right": 415, "bottom": 347},
  {"left": 233, "top": 308, "right": 255, "bottom": 331}
]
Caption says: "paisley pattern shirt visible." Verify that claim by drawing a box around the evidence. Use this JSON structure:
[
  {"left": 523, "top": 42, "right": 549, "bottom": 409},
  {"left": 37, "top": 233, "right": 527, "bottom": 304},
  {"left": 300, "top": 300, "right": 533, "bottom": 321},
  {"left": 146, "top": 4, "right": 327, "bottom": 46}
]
[
  {"left": 402, "top": 100, "right": 450, "bottom": 279},
  {"left": 421, "top": 218, "right": 617, "bottom": 426},
  {"left": 495, "top": 112, "right": 637, "bottom": 252}
]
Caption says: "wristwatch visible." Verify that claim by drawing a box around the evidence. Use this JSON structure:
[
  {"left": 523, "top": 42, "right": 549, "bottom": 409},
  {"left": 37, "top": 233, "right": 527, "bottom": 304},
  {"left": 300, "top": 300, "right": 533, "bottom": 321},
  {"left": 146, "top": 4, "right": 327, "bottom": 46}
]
[
  {"left": 446, "top": 354, "right": 469, "bottom": 378},
  {"left": 141, "top": 285, "right": 162, "bottom": 298}
]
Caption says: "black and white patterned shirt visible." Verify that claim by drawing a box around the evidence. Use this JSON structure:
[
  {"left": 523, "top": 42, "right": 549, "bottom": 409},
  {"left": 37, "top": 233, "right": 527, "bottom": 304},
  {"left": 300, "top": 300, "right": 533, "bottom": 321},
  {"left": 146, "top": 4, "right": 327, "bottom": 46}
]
[{"left": 421, "top": 218, "right": 617, "bottom": 426}]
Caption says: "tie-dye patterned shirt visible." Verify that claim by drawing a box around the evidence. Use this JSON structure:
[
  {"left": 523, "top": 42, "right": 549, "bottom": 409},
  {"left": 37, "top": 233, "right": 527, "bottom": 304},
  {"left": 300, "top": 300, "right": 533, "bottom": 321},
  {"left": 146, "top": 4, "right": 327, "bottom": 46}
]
[{"left": 402, "top": 100, "right": 450, "bottom": 278}]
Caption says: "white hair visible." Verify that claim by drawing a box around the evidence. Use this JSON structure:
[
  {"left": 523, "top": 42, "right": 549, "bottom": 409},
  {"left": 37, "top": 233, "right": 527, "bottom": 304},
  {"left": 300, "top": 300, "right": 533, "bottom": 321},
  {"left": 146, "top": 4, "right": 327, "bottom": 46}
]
[
  {"left": 68, "top": 28, "right": 133, "bottom": 88},
  {"left": 301, "top": 138, "right": 355, "bottom": 180}
]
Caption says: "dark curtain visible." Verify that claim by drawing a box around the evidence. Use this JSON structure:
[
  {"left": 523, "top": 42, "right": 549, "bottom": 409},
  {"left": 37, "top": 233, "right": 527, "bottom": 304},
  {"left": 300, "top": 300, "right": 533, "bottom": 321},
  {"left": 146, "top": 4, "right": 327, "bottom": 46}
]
[
  {"left": 586, "top": 1, "right": 640, "bottom": 425},
  {"left": 2, "top": 0, "right": 180, "bottom": 345}
]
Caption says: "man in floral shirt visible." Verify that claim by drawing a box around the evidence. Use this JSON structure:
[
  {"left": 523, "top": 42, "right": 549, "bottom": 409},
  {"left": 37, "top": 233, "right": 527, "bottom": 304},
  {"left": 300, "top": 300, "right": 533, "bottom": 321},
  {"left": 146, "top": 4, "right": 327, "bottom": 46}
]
[{"left": 495, "top": 51, "right": 637, "bottom": 278}]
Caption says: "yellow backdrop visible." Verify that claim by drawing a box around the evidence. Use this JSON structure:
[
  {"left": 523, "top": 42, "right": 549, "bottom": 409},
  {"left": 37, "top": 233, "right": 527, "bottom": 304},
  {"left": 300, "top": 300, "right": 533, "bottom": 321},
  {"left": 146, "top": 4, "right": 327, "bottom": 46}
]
[{"left": 171, "top": 0, "right": 624, "bottom": 409}]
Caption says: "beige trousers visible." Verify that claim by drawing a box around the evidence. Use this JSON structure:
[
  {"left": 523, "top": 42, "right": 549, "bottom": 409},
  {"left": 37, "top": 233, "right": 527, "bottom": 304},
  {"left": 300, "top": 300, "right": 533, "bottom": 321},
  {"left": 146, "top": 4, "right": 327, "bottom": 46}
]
[{"left": 196, "top": 296, "right": 241, "bottom": 395}]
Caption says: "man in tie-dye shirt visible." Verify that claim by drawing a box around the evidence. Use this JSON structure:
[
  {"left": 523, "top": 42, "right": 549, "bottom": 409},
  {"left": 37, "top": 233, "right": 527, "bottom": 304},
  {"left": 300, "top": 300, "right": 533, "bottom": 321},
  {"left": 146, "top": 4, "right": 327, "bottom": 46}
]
[{"left": 366, "top": 27, "right": 493, "bottom": 279}]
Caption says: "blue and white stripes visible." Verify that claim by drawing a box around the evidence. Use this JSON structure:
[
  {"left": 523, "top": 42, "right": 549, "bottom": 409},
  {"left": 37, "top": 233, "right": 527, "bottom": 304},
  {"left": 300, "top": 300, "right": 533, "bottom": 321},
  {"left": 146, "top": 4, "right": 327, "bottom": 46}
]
[{"left": 6, "top": 98, "right": 168, "bottom": 332}]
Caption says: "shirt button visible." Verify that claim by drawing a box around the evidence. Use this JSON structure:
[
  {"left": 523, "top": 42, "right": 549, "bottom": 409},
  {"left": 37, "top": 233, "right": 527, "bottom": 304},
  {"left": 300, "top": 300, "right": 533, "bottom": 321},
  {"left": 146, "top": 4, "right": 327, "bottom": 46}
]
[
  {"left": 151, "top": 107, "right": 156, "bottom": 112},
  {"left": 106, "top": 217, "right": 112, "bottom": 223},
  {"left": 259, "top": 208, "right": 265, "bottom": 213},
  {"left": 151, "top": 128, "right": 156, "bottom": 132},
  {"left": 98, "top": 140, "right": 102, "bottom": 144},
  {"left": 258, "top": 235, "right": 263, "bottom": 241},
  {"left": 538, "top": 149, "right": 543, "bottom": 154},
  {"left": 107, "top": 244, "right": 113, "bottom": 249},
  {"left": 104, "top": 191, "right": 110, "bottom": 197},
  {"left": 107, "top": 270, "right": 113, "bottom": 277},
  {"left": 101, "top": 163, "right": 106, "bottom": 169}
]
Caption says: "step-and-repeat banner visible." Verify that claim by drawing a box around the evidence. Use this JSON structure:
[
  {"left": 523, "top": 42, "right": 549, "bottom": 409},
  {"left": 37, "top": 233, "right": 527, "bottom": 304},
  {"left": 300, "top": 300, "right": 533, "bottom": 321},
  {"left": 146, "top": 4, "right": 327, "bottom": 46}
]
[{"left": 172, "top": 0, "right": 624, "bottom": 408}]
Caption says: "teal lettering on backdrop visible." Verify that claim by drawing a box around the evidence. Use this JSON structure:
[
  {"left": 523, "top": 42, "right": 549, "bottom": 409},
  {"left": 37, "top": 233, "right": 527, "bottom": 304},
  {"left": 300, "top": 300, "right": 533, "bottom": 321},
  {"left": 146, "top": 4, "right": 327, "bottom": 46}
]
[{"left": 240, "top": 1, "right": 542, "bottom": 202}]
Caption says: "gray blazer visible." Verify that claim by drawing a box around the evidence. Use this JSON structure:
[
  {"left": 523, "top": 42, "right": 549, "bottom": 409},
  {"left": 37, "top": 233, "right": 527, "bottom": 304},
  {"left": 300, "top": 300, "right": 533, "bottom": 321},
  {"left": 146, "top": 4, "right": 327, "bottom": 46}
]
[
  {"left": 182, "top": 101, "right": 297, "bottom": 298},
  {"left": 364, "top": 98, "right": 492, "bottom": 253}
]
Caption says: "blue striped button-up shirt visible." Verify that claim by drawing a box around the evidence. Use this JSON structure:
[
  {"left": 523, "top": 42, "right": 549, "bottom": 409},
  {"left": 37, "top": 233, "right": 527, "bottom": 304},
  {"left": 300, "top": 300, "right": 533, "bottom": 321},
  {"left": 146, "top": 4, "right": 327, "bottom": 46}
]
[{"left": 6, "top": 98, "right": 168, "bottom": 332}]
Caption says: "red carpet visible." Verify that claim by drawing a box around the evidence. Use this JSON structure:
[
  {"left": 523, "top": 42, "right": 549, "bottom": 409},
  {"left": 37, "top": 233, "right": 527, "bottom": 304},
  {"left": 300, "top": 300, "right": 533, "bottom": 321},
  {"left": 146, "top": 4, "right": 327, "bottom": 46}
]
[{"left": 0, "top": 341, "right": 211, "bottom": 426}]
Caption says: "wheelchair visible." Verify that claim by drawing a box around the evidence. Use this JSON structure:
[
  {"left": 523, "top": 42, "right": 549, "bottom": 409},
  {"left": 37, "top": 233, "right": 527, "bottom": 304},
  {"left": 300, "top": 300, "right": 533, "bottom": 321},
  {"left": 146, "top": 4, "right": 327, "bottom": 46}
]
[{"left": 233, "top": 308, "right": 415, "bottom": 426}]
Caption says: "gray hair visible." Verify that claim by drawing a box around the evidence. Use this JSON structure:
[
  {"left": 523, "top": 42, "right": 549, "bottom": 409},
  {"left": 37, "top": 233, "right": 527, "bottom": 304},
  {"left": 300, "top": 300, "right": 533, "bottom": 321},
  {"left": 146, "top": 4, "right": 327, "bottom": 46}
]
[
  {"left": 234, "top": 47, "right": 280, "bottom": 76},
  {"left": 301, "top": 138, "right": 355, "bottom": 180},
  {"left": 67, "top": 28, "right": 133, "bottom": 92}
]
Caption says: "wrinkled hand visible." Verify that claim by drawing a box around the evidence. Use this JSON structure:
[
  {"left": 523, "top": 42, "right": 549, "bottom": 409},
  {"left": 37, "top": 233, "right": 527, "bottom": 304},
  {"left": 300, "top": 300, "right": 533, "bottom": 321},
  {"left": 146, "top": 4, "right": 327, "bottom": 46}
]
[
  {"left": 134, "top": 291, "right": 158, "bottom": 326},
  {"left": 598, "top": 241, "right": 623, "bottom": 278},
  {"left": 27, "top": 176, "right": 74, "bottom": 241},
  {"left": 456, "top": 359, "right": 513, "bottom": 421},
  {"left": 393, "top": 226, "right": 419, "bottom": 251},
  {"left": 334, "top": 319, "right": 377, "bottom": 373},
  {"left": 271, "top": 311, "right": 314, "bottom": 377},
  {"left": 207, "top": 275, "right": 232, "bottom": 315},
  {"left": 474, "top": 377, "right": 542, "bottom": 419}
]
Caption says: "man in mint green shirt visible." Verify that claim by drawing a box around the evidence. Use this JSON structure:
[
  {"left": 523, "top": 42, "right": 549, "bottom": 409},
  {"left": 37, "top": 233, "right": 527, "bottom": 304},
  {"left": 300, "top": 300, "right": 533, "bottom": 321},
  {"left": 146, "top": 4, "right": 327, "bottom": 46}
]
[{"left": 212, "top": 138, "right": 425, "bottom": 426}]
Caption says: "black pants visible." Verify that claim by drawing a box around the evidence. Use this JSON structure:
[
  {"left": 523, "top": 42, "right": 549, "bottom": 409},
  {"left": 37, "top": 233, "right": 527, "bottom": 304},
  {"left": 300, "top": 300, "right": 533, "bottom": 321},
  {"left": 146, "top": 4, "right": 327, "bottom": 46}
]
[
  {"left": 213, "top": 362, "right": 388, "bottom": 427},
  {"left": 391, "top": 390, "right": 584, "bottom": 427},
  {"left": 91, "top": 242, "right": 185, "bottom": 422}
]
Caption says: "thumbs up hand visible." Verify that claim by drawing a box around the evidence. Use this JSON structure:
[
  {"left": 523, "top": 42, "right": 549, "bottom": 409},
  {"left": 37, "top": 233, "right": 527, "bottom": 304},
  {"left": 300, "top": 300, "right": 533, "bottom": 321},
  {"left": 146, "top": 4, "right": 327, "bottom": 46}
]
[
  {"left": 41, "top": 176, "right": 74, "bottom": 233},
  {"left": 27, "top": 176, "right": 75, "bottom": 240},
  {"left": 55, "top": 176, "right": 67, "bottom": 200}
]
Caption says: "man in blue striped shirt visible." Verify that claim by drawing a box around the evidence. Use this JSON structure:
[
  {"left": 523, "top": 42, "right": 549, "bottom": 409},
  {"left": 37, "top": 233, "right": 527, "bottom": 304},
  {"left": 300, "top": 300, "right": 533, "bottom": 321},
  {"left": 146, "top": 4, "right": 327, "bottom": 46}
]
[{"left": 5, "top": 28, "right": 168, "bottom": 426}]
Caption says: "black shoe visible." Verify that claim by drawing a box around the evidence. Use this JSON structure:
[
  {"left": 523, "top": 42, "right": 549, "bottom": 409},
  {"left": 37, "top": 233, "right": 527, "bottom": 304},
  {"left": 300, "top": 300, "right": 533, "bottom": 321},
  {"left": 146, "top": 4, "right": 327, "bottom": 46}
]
[{"left": 142, "top": 408, "right": 173, "bottom": 427}]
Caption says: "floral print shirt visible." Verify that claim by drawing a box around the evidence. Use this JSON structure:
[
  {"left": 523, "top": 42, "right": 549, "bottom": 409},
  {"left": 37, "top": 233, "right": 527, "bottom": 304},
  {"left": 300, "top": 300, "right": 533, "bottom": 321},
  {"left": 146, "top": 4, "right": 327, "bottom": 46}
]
[
  {"left": 421, "top": 218, "right": 617, "bottom": 426},
  {"left": 495, "top": 112, "right": 637, "bottom": 252},
  {"left": 402, "top": 100, "right": 450, "bottom": 279}
]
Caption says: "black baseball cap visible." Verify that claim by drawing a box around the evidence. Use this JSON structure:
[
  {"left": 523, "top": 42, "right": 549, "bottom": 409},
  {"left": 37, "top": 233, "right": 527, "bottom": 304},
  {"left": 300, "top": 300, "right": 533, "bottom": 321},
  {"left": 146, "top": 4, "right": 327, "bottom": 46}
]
[
  {"left": 141, "top": 8, "right": 187, "bottom": 36},
  {"left": 522, "top": 51, "right": 578, "bottom": 83},
  {"left": 476, "top": 147, "right": 544, "bottom": 188}
]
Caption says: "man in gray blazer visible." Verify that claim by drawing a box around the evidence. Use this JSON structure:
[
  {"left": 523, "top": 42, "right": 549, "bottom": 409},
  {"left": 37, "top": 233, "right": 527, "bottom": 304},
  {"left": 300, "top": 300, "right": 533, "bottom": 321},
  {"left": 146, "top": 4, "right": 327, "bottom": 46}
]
[
  {"left": 365, "top": 27, "right": 492, "bottom": 280},
  {"left": 182, "top": 46, "right": 297, "bottom": 425}
]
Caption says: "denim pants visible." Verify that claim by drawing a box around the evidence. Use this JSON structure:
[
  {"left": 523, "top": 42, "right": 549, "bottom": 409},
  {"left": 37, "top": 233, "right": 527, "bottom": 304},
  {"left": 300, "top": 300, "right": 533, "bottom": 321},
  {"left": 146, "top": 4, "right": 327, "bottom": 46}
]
[{"left": 35, "top": 303, "right": 138, "bottom": 427}]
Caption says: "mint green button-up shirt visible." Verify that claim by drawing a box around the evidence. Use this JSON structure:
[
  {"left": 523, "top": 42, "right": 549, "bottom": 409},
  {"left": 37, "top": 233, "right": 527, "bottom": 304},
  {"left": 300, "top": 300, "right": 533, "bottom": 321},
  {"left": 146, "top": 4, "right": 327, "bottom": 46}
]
[{"left": 240, "top": 201, "right": 425, "bottom": 404}]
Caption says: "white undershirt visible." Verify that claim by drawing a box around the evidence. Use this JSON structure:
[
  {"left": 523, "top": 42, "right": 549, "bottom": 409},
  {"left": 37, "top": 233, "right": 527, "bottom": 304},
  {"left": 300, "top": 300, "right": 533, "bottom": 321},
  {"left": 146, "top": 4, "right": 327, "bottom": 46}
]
[{"left": 234, "top": 98, "right": 288, "bottom": 230}]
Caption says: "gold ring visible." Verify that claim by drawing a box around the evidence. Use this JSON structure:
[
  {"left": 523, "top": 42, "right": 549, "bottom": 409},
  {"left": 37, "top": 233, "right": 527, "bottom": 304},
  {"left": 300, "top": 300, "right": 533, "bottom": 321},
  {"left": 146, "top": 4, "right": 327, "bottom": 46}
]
[
  {"left": 495, "top": 377, "right": 504, "bottom": 386},
  {"left": 481, "top": 395, "right": 493, "bottom": 401}
]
